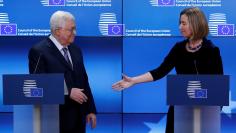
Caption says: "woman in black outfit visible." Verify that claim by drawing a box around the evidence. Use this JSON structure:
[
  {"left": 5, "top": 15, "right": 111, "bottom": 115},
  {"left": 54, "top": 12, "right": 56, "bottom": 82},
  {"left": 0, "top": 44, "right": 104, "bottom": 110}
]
[{"left": 112, "top": 7, "right": 223, "bottom": 133}]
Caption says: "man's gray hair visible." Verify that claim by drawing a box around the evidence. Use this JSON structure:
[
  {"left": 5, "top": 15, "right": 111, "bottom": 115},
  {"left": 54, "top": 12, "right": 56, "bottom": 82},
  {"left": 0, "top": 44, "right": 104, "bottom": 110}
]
[{"left": 50, "top": 11, "right": 75, "bottom": 34}]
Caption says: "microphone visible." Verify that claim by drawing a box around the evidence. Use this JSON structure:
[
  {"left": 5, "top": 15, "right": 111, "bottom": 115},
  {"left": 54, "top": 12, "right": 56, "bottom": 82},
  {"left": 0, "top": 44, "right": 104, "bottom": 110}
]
[
  {"left": 33, "top": 53, "right": 42, "bottom": 74},
  {"left": 194, "top": 60, "right": 199, "bottom": 74}
]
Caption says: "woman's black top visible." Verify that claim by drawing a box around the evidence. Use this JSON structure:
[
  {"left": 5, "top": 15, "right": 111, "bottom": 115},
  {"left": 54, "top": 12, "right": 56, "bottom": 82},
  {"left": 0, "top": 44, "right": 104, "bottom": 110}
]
[{"left": 150, "top": 38, "right": 223, "bottom": 78}]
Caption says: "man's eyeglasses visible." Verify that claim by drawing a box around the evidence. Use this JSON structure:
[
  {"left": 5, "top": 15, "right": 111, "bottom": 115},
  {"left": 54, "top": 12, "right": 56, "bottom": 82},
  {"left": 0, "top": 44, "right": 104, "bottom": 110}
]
[{"left": 57, "top": 27, "right": 76, "bottom": 34}]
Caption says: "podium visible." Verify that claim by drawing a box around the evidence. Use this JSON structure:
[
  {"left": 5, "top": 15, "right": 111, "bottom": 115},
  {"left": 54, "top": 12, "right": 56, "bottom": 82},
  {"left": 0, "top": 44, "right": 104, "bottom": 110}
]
[
  {"left": 167, "top": 75, "right": 229, "bottom": 133},
  {"left": 3, "top": 74, "right": 64, "bottom": 133}
]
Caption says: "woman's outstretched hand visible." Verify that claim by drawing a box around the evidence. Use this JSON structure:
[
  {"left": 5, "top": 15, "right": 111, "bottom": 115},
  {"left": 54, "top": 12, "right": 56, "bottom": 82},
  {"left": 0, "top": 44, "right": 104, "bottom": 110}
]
[{"left": 112, "top": 74, "right": 134, "bottom": 91}]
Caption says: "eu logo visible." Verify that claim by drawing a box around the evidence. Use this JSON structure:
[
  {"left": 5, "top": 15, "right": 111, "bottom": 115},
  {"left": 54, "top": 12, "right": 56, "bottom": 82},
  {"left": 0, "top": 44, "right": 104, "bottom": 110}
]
[
  {"left": 108, "top": 24, "right": 124, "bottom": 36},
  {"left": 49, "top": 0, "right": 65, "bottom": 6},
  {"left": 157, "top": 0, "right": 175, "bottom": 6},
  {"left": 0, "top": 24, "right": 17, "bottom": 36},
  {"left": 30, "top": 88, "right": 43, "bottom": 97},
  {"left": 195, "top": 89, "right": 207, "bottom": 98},
  {"left": 217, "top": 24, "right": 234, "bottom": 36}
]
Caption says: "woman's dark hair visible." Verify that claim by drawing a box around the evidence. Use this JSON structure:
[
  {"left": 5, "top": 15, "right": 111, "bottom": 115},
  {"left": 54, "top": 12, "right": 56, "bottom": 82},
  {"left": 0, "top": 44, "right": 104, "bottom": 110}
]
[{"left": 180, "top": 7, "right": 209, "bottom": 40}]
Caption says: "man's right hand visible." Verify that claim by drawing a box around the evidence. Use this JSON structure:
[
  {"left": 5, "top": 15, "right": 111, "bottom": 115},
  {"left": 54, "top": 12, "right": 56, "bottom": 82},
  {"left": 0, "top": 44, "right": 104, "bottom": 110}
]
[{"left": 70, "top": 88, "right": 88, "bottom": 104}]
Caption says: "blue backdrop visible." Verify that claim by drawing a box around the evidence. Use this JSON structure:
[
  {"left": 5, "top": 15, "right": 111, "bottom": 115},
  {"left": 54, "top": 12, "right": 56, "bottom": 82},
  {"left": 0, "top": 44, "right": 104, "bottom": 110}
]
[{"left": 1, "top": 0, "right": 236, "bottom": 132}]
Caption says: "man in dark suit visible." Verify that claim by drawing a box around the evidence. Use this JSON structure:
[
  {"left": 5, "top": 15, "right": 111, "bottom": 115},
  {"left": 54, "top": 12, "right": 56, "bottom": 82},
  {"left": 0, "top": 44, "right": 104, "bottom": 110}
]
[{"left": 28, "top": 10, "right": 97, "bottom": 133}]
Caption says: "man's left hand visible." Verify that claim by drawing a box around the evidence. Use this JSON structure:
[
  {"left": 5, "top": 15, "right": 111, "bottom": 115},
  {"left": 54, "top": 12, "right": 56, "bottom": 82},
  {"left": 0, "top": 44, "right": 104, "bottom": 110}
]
[{"left": 86, "top": 113, "right": 97, "bottom": 129}]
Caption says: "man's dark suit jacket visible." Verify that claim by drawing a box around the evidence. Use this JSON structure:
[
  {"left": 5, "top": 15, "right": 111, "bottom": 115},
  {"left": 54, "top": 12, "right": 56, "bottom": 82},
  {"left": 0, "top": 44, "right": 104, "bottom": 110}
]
[{"left": 28, "top": 37, "right": 96, "bottom": 132}]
